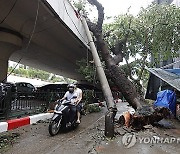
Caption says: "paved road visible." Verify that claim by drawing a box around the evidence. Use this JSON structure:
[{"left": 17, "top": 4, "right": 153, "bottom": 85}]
[
  {"left": 3, "top": 107, "right": 107, "bottom": 154},
  {"left": 2, "top": 102, "right": 180, "bottom": 154}
]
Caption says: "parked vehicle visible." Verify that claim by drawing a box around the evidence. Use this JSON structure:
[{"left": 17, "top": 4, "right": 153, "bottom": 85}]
[
  {"left": 0, "top": 83, "right": 5, "bottom": 97},
  {"left": 49, "top": 99, "right": 81, "bottom": 136},
  {"left": 15, "top": 82, "right": 36, "bottom": 96},
  {"left": 0, "top": 82, "right": 17, "bottom": 114},
  {"left": 38, "top": 83, "right": 101, "bottom": 92},
  {"left": 37, "top": 84, "right": 67, "bottom": 92},
  {"left": 0, "top": 83, "right": 6, "bottom": 114}
]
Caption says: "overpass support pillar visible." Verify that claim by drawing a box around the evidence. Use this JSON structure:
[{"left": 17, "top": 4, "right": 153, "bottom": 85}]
[{"left": 0, "top": 28, "right": 22, "bottom": 82}]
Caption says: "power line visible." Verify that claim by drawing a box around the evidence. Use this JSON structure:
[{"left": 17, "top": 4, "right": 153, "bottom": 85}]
[
  {"left": 3, "top": 0, "right": 40, "bottom": 82},
  {"left": 0, "top": 0, "right": 18, "bottom": 25},
  {"left": 4, "top": 0, "right": 88, "bottom": 82},
  {"left": 63, "top": 0, "right": 88, "bottom": 44}
]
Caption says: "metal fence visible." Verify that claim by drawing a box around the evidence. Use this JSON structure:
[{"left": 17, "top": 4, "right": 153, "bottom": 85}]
[
  {"left": 0, "top": 90, "right": 104, "bottom": 120},
  {"left": 0, "top": 90, "right": 65, "bottom": 120}
]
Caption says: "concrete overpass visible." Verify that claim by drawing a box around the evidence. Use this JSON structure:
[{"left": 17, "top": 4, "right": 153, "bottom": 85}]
[{"left": 0, "top": 0, "right": 91, "bottom": 82}]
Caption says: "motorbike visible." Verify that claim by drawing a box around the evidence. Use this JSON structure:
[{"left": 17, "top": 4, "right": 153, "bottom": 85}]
[{"left": 48, "top": 98, "right": 80, "bottom": 136}]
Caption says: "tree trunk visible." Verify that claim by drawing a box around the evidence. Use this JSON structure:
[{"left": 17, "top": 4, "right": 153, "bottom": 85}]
[
  {"left": 108, "top": 65, "right": 143, "bottom": 109},
  {"left": 86, "top": 0, "right": 145, "bottom": 110},
  {"left": 96, "top": 34, "right": 144, "bottom": 110},
  {"left": 85, "top": 0, "right": 169, "bottom": 129}
]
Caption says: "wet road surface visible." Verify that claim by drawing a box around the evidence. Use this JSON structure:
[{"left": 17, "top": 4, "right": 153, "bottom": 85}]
[
  {"left": 2, "top": 102, "right": 180, "bottom": 154},
  {"left": 3, "top": 108, "right": 106, "bottom": 154}
]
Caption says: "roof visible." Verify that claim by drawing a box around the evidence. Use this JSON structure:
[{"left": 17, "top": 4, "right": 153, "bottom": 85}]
[{"left": 146, "top": 68, "right": 180, "bottom": 91}]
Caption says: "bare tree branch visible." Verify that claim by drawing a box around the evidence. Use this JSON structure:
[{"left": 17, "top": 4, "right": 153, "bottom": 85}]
[
  {"left": 86, "top": 19, "right": 97, "bottom": 33},
  {"left": 96, "top": 34, "right": 115, "bottom": 67},
  {"left": 138, "top": 55, "right": 147, "bottom": 81},
  {"left": 113, "top": 54, "right": 123, "bottom": 65},
  {"left": 87, "top": 0, "right": 104, "bottom": 32},
  {"left": 111, "top": 17, "right": 132, "bottom": 64},
  {"left": 138, "top": 30, "right": 149, "bottom": 81},
  {"left": 112, "top": 36, "right": 128, "bottom": 64},
  {"left": 124, "top": 57, "right": 134, "bottom": 80}
]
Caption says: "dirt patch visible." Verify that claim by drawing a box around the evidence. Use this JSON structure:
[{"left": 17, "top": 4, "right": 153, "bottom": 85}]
[{"left": 0, "top": 132, "right": 20, "bottom": 153}]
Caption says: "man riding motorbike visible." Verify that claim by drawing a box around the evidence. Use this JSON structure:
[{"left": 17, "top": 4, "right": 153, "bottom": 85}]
[{"left": 59, "top": 84, "right": 78, "bottom": 127}]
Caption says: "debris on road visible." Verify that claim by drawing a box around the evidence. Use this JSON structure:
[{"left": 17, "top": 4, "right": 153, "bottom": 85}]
[
  {"left": 0, "top": 132, "right": 20, "bottom": 152},
  {"left": 118, "top": 106, "right": 173, "bottom": 130}
]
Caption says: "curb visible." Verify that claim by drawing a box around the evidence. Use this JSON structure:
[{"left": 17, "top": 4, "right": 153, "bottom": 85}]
[{"left": 0, "top": 113, "right": 53, "bottom": 133}]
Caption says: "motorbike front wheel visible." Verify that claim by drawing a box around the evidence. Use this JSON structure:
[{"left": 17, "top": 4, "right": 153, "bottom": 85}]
[{"left": 49, "top": 118, "right": 62, "bottom": 136}]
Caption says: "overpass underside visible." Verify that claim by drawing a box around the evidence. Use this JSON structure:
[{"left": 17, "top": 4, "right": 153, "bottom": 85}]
[{"left": 0, "top": 0, "right": 91, "bottom": 82}]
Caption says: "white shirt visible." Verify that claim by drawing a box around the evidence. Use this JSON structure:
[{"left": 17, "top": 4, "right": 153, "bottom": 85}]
[
  {"left": 64, "top": 91, "right": 78, "bottom": 104},
  {"left": 75, "top": 88, "right": 82, "bottom": 99}
]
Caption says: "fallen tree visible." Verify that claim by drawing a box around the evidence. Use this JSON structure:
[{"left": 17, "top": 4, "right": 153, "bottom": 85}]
[
  {"left": 77, "top": 0, "right": 179, "bottom": 131},
  {"left": 85, "top": 0, "right": 144, "bottom": 109}
]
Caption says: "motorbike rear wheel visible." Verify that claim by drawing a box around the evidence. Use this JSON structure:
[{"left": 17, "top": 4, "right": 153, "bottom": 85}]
[{"left": 49, "top": 119, "right": 62, "bottom": 136}]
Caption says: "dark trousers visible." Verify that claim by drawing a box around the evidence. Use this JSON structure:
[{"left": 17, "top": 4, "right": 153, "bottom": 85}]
[{"left": 69, "top": 105, "right": 76, "bottom": 123}]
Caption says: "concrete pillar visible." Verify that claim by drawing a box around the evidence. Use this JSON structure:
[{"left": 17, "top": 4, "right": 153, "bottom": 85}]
[
  {"left": 0, "top": 29, "right": 22, "bottom": 82},
  {"left": 0, "top": 56, "right": 8, "bottom": 82}
]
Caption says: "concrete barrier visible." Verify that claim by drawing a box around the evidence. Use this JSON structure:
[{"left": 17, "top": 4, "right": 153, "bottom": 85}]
[{"left": 0, "top": 113, "right": 53, "bottom": 133}]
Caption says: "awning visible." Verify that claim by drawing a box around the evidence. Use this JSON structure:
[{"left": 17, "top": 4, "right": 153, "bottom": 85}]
[{"left": 146, "top": 68, "right": 180, "bottom": 91}]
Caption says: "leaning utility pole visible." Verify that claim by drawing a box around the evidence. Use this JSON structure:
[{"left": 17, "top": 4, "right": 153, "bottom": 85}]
[{"left": 81, "top": 16, "right": 116, "bottom": 138}]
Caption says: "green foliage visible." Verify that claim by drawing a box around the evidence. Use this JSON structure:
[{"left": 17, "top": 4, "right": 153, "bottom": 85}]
[
  {"left": 77, "top": 4, "right": 180, "bottom": 93},
  {"left": 104, "top": 4, "right": 180, "bottom": 62},
  {"left": 103, "top": 4, "right": 180, "bottom": 91},
  {"left": 85, "top": 104, "right": 101, "bottom": 113},
  {"left": 8, "top": 66, "right": 64, "bottom": 82},
  {"left": 50, "top": 75, "right": 62, "bottom": 83},
  {"left": 77, "top": 59, "right": 96, "bottom": 82},
  {"left": 138, "top": 4, "right": 180, "bottom": 61},
  {"left": 73, "top": 0, "right": 86, "bottom": 12},
  {"left": 62, "top": 77, "right": 76, "bottom": 84},
  {"left": 28, "top": 68, "right": 50, "bottom": 80},
  {"left": 83, "top": 90, "right": 95, "bottom": 104}
]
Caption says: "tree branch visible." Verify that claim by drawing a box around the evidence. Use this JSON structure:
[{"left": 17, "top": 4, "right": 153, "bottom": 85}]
[
  {"left": 87, "top": 0, "right": 104, "bottom": 32},
  {"left": 138, "top": 55, "right": 147, "bottom": 81},
  {"left": 111, "top": 17, "right": 132, "bottom": 65},
  {"left": 86, "top": 19, "right": 97, "bottom": 34},
  {"left": 113, "top": 54, "right": 123, "bottom": 64},
  {"left": 124, "top": 57, "right": 134, "bottom": 81},
  {"left": 96, "top": 34, "right": 115, "bottom": 67},
  {"left": 112, "top": 36, "right": 128, "bottom": 64},
  {"left": 138, "top": 30, "right": 149, "bottom": 81}
]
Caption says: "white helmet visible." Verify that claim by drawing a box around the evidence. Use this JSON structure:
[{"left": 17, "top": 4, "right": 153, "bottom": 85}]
[{"left": 67, "top": 84, "right": 75, "bottom": 93}]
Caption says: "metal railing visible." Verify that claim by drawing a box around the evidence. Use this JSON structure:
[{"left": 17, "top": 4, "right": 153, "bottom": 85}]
[
  {"left": 0, "top": 90, "right": 104, "bottom": 120},
  {"left": 0, "top": 91, "right": 65, "bottom": 120}
]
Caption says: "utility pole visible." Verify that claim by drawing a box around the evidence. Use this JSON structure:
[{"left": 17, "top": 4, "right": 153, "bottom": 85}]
[{"left": 81, "top": 16, "right": 116, "bottom": 138}]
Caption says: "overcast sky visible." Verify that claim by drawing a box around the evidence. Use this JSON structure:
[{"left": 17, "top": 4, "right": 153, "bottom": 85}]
[{"left": 89, "top": 0, "right": 154, "bottom": 17}]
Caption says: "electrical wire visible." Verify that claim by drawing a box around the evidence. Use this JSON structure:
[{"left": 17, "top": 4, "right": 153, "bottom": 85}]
[
  {"left": 63, "top": 0, "right": 88, "bottom": 44},
  {"left": 0, "top": 0, "right": 18, "bottom": 25},
  {"left": 3, "top": 0, "right": 40, "bottom": 82},
  {"left": 3, "top": 0, "right": 88, "bottom": 82}
]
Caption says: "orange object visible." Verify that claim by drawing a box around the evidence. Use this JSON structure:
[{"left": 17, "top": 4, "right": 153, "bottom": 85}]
[{"left": 123, "top": 111, "right": 131, "bottom": 127}]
